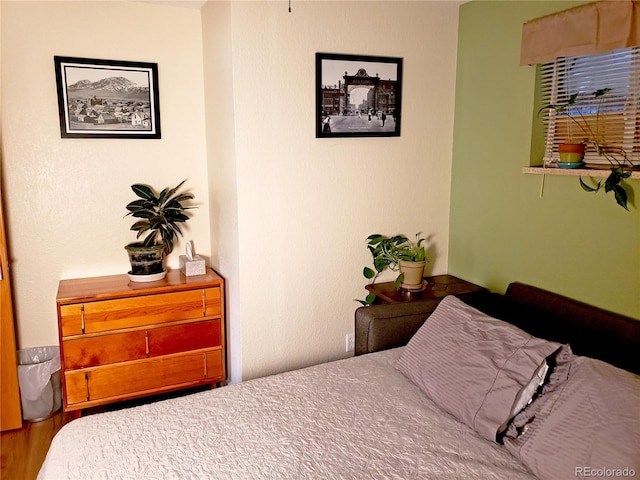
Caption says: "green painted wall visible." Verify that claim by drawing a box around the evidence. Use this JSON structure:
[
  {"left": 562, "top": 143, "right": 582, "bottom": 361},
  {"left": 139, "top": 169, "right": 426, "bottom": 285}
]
[{"left": 449, "top": 1, "right": 640, "bottom": 319}]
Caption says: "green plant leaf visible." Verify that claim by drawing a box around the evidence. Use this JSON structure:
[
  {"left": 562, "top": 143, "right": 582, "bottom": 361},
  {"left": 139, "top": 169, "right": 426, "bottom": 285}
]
[
  {"left": 131, "top": 184, "right": 156, "bottom": 201},
  {"left": 579, "top": 177, "right": 600, "bottom": 192},
  {"left": 172, "top": 213, "right": 190, "bottom": 223},
  {"left": 394, "top": 273, "right": 404, "bottom": 289},
  {"left": 593, "top": 88, "right": 611, "bottom": 98},
  {"left": 170, "top": 223, "right": 184, "bottom": 237},
  {"left": 374, "top": 258, "right": 388, "bottom": 272},
  {"left": 354, "top": 293, "right": 377, "bottom": 307},
  {"left": 604, "top": 170, "right": 622, "bottom": 193},
  {"left": 613, "top": 185, "right": 629, "bottom": 210},
  {"left": 158, "top": 180, "right": 186, "bottom": 204},
  {"left": 366, "top": 234, "right": 384, "bottom": 244},
  {"left": 141, "top": 232, "right": 157, "bottom": 246},
  {"left": 567, "top": 92, "right": 580, "bottom": 104},
  {"left": 537, "top": 104, "right": 556, "bottom": 116},
  {"left": 173, "top": 193, "right": 195, "bottom": 203},
  {"left": 363, "top": 267, "right": 375, "bottom": 279},
  {"left": 130, "top": 220, "right": 151, "bottom": 232},
  {"left": 131, "top": 210, "right": 156, "bottom": 219},
  {"left": 537, "top": 95, "right": 575, "bottom": 116},
  {"left": 125, "top": 199, "right": 147, "bottom": 213},
  {"left": 390, "top": 235, "right": 408, "bottom": 245}
]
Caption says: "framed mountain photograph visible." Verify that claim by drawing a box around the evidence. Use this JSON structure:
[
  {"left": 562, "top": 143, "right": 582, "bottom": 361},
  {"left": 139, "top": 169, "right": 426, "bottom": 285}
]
[{"left": 54, "top": 56, "right": 161, "bottom": 139}]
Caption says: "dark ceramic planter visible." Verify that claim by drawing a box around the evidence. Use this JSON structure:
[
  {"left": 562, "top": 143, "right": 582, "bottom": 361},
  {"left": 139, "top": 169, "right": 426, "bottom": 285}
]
[{"left": 124, "top": 243, "right": 165, "bottom": 275}]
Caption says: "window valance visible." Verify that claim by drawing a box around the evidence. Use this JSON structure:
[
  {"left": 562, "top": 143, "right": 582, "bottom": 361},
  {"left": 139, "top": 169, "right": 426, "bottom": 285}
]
[{"left": 520, "top": 1, "right": 640, "bottom": 65}]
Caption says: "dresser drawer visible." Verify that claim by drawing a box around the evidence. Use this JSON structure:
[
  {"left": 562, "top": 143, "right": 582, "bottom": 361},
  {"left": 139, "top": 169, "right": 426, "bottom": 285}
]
[
  {"left": 148, "top": 319, "right": 221, "bottom": 356},
  {"left": 65, "top": 348, "right": 224, "bottom": 406},
  {"left": 60, "top": 287, "right": 221, "bottom": 336},
  {"left": 63, "top": 330, "right": 147, "bottom": 369},
  {"left": 62, "top": 319, "right": 222, "bottom": 369}
]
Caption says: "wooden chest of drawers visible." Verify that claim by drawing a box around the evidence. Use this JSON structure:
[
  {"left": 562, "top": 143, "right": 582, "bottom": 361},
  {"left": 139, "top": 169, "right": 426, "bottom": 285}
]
[{"left": 56, "top": 269, "right": 225, "bottom": 412}]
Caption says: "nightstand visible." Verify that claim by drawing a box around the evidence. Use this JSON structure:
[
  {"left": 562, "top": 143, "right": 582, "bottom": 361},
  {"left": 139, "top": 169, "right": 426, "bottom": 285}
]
[{"left": 365, "top": 274, "right": 485, "bottom": 304}]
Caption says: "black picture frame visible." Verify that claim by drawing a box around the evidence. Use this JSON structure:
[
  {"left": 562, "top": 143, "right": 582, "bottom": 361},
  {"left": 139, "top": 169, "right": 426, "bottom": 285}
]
[
  {"left": 54, "top": 56, "right": 161, "bottom": 139},
  {"left": 316, "top": 52, "right": 402, "bottom": 138}
]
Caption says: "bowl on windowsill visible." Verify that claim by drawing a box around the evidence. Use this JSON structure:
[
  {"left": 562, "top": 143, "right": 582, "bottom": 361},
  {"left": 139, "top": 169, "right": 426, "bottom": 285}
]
[{"left": 557, "top": 162, "right": 586, "bottom": 169}]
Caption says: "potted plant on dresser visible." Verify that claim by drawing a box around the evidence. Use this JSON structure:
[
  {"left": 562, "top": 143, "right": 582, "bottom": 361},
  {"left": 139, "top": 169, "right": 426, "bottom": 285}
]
[
  {"left": 357, "top": 232, "right": 428, "bottom": 305},
  {"left": 124, "top": 180, "right": 194, "bottom": 282}
]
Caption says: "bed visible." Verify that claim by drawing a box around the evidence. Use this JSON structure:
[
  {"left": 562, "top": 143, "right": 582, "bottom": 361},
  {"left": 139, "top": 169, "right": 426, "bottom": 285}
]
[{"left": 38, "top": 282, "right": 640, "bottom": 480}]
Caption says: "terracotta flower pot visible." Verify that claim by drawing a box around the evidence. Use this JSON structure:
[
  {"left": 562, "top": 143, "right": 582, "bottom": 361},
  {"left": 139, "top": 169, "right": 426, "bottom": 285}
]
[{"left": 558, "top": 143, "right": 585, "bottom": 163}]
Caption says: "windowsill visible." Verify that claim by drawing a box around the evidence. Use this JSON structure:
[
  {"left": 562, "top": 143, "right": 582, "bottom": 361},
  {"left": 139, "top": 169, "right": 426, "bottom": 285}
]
[{"left": 523, "top": 166, "right": 640, "bottom": 179}]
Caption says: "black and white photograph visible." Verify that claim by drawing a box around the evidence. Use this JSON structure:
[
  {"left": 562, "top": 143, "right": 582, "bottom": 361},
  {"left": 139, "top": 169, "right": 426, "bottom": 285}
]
[
  {"left": 316, "top": 52, "right": 402, "bottom": 138},
  {"left": 54, "top": 56, "right": 161, "bottom": 139}
]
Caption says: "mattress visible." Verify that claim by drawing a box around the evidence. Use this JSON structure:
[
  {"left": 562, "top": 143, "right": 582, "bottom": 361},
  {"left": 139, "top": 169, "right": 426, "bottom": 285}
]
[{"left": 38, "top": 348, "right": 536, "bottom": 479}]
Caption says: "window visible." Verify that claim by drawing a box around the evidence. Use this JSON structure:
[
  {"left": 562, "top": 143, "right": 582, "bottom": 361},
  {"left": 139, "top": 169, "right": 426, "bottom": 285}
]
[{"left": 539, "top": 47, "right": 640, "bottom": 167}]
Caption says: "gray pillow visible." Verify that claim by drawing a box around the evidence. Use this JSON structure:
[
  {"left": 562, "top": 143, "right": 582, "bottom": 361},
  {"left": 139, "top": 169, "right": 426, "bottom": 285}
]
[
  {"left": 504, "top": 355, "right": 640, "bottom": 480},
  {"left": 395, "top": 295, "right": 561, "bottom": 442}
]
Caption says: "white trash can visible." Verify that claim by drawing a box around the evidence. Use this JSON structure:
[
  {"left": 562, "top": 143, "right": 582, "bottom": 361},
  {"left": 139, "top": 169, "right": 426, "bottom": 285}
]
[{"left": 17, "top": 346, "right": 62, "bottom": 422}]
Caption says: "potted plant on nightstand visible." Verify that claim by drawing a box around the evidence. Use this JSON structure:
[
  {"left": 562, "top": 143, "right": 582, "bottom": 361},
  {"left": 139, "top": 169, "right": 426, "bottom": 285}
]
[
  {"left": 357, "top": 232, "right": 428, "bottom": 306},
  {"left": 124, "top": 180, "right": 194, "bottom": 281},
  {"left": 538, "top": 88, "right": 635, "bottom": 210}
]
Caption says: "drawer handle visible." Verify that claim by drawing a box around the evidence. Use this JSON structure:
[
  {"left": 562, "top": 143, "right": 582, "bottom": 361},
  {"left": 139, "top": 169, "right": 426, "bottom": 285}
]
[
  {"left": 145, "top": 331, "right": 150, "bottom": 357},
  {"left": 203, "top": 352, "right": 208, "bottom": 378},
  {"left": 202, "top": 289, "right": 206, "bottom": 316},
  {"left": 81, "top": 305, "right": 85, "bottom": 334},
  {"left": 85, "top": 373, "right": 90, "bottom": 401}
]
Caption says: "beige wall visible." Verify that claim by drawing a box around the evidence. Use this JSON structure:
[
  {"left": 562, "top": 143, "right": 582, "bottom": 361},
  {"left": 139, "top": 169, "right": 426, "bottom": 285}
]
[
  {"left": 2, "top": 1, "right": 210, "bottom": 348},
  {"left": 2, "top": 0, "right": 461, "bottom": 383},
  {"left": 201, "top": 1, "right": 243, "bottom": 381},
  {"left": 202, "top": 1, "right": 461, "bottom": 381}
]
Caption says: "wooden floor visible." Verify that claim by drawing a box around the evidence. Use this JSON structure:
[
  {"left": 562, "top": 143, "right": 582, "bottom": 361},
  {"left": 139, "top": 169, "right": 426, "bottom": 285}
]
[{"left": 0, "top": 410, "right": 76, "bottom": 480}]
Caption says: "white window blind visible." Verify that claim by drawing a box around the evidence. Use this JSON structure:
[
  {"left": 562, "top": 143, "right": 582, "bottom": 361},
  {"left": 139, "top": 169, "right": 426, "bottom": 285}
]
[{"left": 540, "top": 47, "right": 640, "bottom": 167}]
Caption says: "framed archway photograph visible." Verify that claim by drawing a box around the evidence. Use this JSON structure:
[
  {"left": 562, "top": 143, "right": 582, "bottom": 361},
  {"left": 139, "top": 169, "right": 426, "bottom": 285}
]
[{"left": 315, "top": 52, "right": 403, "bottom": 138}]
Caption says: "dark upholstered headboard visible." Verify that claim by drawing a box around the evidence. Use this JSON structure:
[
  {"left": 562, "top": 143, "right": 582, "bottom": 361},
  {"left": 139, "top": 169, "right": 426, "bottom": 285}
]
[
  {"left": 355, "top": 282, "right": 640, "bottom": 375},
  {"left": 503, "top": 283, "right": 639, "bottom": 374}
]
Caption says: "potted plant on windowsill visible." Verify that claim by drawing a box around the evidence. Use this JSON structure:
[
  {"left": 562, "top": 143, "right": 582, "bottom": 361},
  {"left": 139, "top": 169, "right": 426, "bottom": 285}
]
[
  {"left": 538, "top": 88, "right": 635, "bottom": 210},
  {"left": 356, "top": 232, "right": 428, "bottom": 306},
  {"left": 558, "top": 142, "right": 586, "bottom": 164},
  {"left": 124, "top": 180, "right": 194, "bottom": 281}
]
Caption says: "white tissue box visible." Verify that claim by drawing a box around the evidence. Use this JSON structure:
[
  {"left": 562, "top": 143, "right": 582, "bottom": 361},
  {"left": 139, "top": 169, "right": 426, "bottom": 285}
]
[{"left": 179, "top": 255, "right": 206, "bottom": 276}]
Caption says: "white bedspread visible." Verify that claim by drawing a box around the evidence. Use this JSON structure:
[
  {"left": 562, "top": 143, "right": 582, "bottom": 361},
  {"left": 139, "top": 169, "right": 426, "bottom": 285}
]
[{"left": 38, "top": 348, "right": 536, "bottom": 479}]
